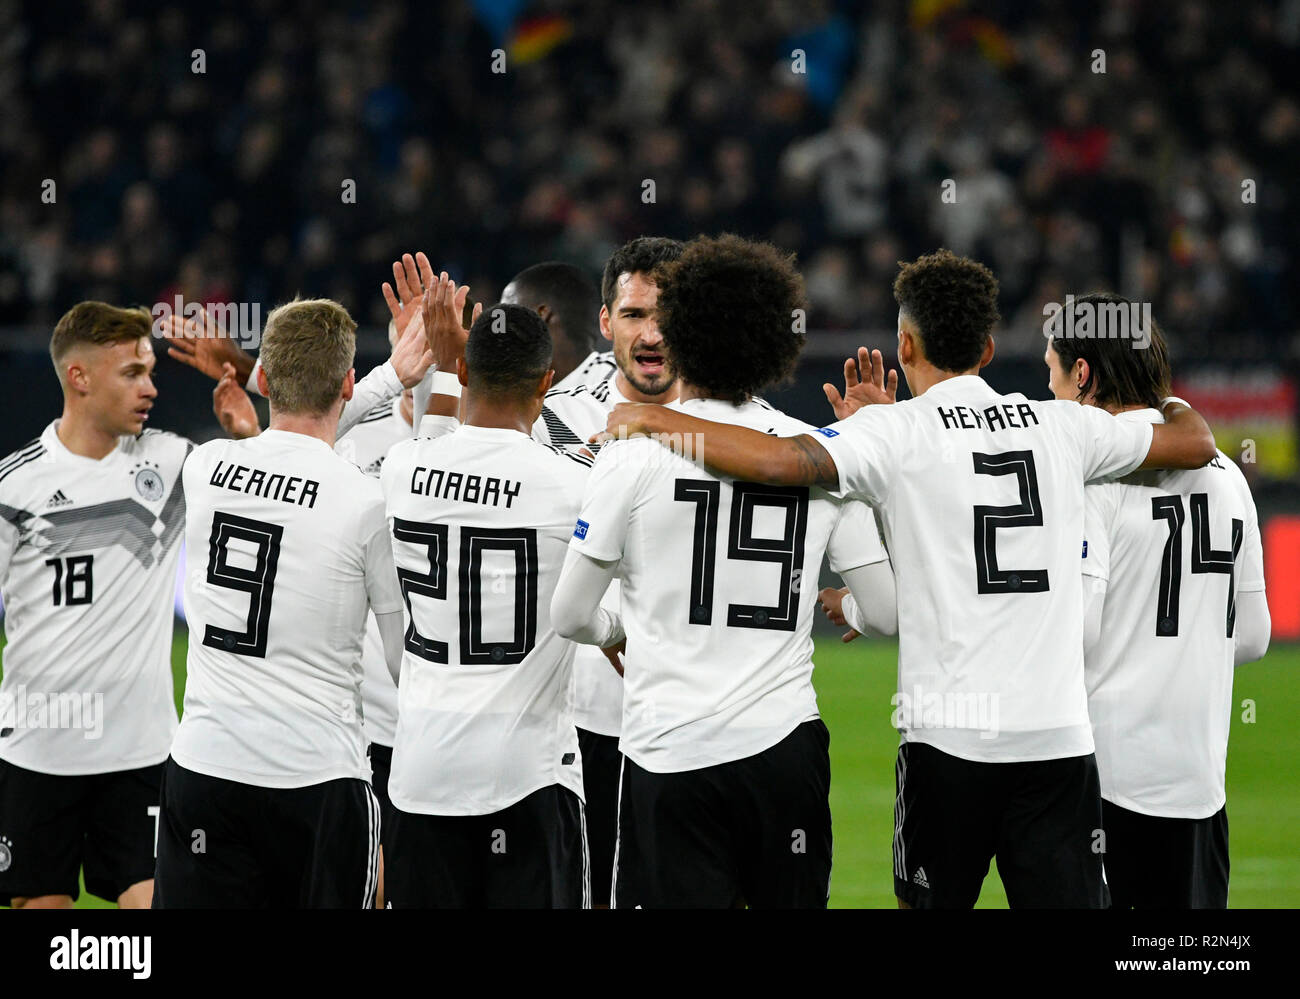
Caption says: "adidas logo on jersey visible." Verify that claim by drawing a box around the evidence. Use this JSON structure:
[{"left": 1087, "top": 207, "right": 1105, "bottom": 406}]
[
  {"left": 912, "top": 866, "right": 930, "bottom": 889},
  {"left": 46, "top": 489, "right": 73, "bottom": 508}
]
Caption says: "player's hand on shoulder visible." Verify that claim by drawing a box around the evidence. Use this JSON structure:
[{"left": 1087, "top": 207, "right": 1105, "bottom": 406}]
[
  {"left": 823, "top": 347, "right": 898, "bottom": 421},
  {"left": 593, "top": 402, "right": 661, "bottom": 446},
  {"left": 213, "top": 362, "right": 261, "bottom": 439},
  {"left": 161, "top": 310, "right": 254, "bottom": 384}
]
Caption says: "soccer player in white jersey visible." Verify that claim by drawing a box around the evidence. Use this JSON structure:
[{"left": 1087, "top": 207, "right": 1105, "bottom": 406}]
[
  {"left": 1045, "top": 294, "right": 1270, "bottom": 908},
  {"left": 402, "top": 239, "right": 684, "bottom": 906},
  {"left": 602, "top": 249, "right": 1220, "bottom": 909},
  {"left": 208, "top": 264, "right": 482, "bottom": 909},
  {"left": 552, "top": 235, "right": 898, "bottom": 908},
  {"left": 381, "top": 299, "right": 616, "bottom": 908},
  {"left": 154, "top": 299, "right": 405, "bottom": 908},
  {"left": 0, "top": 303, "right": 189, "bottom": 909},
  {"left": 532, "top": 236, "right": 684, "bottom": 906}
]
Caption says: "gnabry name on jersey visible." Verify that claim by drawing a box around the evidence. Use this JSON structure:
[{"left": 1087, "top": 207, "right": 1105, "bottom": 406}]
[
  {"left": 937, "top": 402, "right": 1041, "bottom": 432},
  {"left": 207, "top": 460, "right": 320, "bottom": 508},
  {"left": 408, "top": 465, "right": 522, "bottom": 508}
]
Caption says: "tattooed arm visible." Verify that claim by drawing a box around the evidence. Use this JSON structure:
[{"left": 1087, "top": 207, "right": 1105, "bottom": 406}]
[{"left": 598, "top": 403, "right": 841, "bottom": 489}]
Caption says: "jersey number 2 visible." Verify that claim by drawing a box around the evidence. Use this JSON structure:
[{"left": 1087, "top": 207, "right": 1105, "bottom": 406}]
[{"left": 972, "top": 450, "right": 1049, "bottom": 594}]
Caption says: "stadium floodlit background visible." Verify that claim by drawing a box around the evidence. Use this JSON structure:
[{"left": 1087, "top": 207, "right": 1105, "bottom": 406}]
[{"left": 0, "top": 0, "right": 1297, "bottom": 907}]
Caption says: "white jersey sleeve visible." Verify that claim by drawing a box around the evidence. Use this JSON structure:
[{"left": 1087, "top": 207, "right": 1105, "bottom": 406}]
[
  {"left": 1081, "top": 482, "right": 1118, "bottom": 582},
  {"left": 1065, "top": 402, "right": 1154, "bottom": 483},
  {"left": 1235, "top": 470, "right": 1265, "bottom": 594},
  {"left": 337, "top": 362, "right": 404, "bottom": 439},
  {"left": 811, "top": 405, "right": 903, "bottom": 505},
  {"left": 826, "top": 496, "right": 888, "bottom": 573}
]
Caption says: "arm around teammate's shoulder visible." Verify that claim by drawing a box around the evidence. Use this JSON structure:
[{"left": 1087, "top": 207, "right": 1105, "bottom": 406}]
[
  {"left": 600, "top": 402, "right": 841, "bottom": 489},
  {"left": 1140, "top": 400, "right": 1217, "bottom": 471}
]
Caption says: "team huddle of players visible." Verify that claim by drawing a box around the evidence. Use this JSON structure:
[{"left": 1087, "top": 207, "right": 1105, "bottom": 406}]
[{"left": 0, "top": 234, "right": 1270, "bottom": 909}]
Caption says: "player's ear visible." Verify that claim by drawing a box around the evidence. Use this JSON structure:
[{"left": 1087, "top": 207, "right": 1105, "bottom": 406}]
[
  {"left": 898, "top": 328, "right": 913, "bottom": 366},
  {"left": 599, "top": 304, "right": 613, "bottom": 343},
  {"left": 538, "top": 368, "right": 555, "bottom": 399},
  {"left": 979, "top": 335, "right": 995, "bottom": 370},
  {"left": 255, "top": 365, "right": 270, "bottom": 397},
  {"left": 341, "top": 367, "right": 355, "bottom": 402},
  {"left": 1074, "top": 358, "right": 1089, "bottom": 390},
  {"left": 65, "top": 359, "right": 90, "bottom": 396},
  {"left": 456, "top": 356, "right": 468, "bottom": 386}
]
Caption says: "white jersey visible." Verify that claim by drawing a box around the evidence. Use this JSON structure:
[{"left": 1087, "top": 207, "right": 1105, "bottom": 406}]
[
  {"left": 381, "top": 425, "right": 590, "bottom": 815},
  {"left": 0, "top": 423, "right": 189, "bottom": 775},
  {"left": 550, "top": 350, "right": 618, "bottom": 396},
  {"left": 171, "top": 429, "right": 402, "bottom": 788},
  {"left": 570, "top": 397, "right": 888, "bottom": 774},
  {"left": 533, "top": 372, "right": 632, "bottom": 736},
  {"left": 816, "top": 375, "right": 1153, "bottom": 763},
  {"left": 335, "top": 398, "right": 411, "bottom": 747},
  {"left": 1082, "top": 409, "right": 1265, "bottom": 818}
]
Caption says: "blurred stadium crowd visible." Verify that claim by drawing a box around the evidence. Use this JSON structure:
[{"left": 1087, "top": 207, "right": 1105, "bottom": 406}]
[{"left": 0, "top": 0, "right": 1296, "bottom": 359}]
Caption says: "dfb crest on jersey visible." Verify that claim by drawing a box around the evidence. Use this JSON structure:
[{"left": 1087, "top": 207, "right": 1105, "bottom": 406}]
[
  {"left": 0, "top": 836, "right": 12, "bottom": 873},
  {"left": 134, "top": 463, "right": 165, "bottom": 502}
]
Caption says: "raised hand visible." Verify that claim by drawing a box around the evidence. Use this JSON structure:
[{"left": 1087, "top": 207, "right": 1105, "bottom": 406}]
[
  {"left": 420, "top": 272, "right": 475, "bottom": 371},
  {"left": 161, "top": 309, "right": 255, "bottom": 385},
  {"left": 823, "top": 347, "right": 898, "bottom": 420},
  {"left": 818, "top": 586, "right": 861, "bottom": 643},
  {"left": 213, "top": 363, "right": 261, "bottom": 439},
  {"left": 381, "top": 252, "right": 436, "bottom": 342}
]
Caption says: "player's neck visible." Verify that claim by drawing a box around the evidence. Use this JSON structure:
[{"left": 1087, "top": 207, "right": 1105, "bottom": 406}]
[
  {"left": 268, "top": 411, "right": 339, "bottom": 448},
  {"left": 1101, "top": 402, "right": 1149, "bottom": 415},
  {"left": 551, "top": 336, "right": 586, "bottom": 384},
  {"left": 614, "top": 371, "right": 677, "bottom": 405},
  {"left": 56, "top": 406, "right": 121, "bottom": 461},
  {"left": 908, "top": 363, "right": 982, "bottom": 397},
  {"left": 674, "top": 381, "right": 729, "bottom": 406},
  {"left": 462, "top": 395, "right": 534, "bottom": 435}
]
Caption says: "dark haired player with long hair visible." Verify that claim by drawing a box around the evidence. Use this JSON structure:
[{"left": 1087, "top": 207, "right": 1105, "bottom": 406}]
[
  {"left": 602, "top": 248, "right": 1220, "bottom": 908},
  {"left": 552, "top": 234, "right": 898, "bottom": 908},
  {"left": 1046, "top": 293, "right": 1270, "bottom": 908}
]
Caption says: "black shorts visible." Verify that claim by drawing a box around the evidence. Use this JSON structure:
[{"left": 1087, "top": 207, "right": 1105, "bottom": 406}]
[
  {"left": 385, "top": 784, "right": 587, "bottom": 908},
  {"left": 1102, "top": 798, "right": 1229, "bottom": 909},
  {"left": 152, "top": 758, "right": 380, "bottom": 909},
  {"left": 613, "top": 718, "right": 832, "bottom": 909},
  {"left": 368, "top": 742, "right": 395, "bottom": 849},
  {"left": 892, "top": 741, "right": 1108, "bottom": 909},
  {"left": 577, "top": 727, "right": 621, "bottom": 907},
  {"left": 0, "top": 757, "right": 162, "bottom": 905}
]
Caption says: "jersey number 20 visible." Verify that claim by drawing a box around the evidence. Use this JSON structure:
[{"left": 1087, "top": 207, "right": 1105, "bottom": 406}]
[{"left": 393, "top": 519, "right": 539, "bottom": 666}]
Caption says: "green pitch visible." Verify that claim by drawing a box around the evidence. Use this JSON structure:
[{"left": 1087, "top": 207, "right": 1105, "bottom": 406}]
[{"left": 23, "top": 630, "right": 1299, "bottom": 909}]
